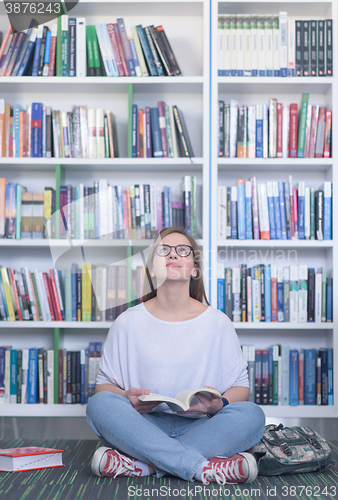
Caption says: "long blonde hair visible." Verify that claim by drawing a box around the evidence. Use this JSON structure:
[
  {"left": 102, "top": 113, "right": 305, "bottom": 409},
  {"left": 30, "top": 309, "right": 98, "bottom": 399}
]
[{"left": 141, "top": 227, "right": 210, "bottom": 305}]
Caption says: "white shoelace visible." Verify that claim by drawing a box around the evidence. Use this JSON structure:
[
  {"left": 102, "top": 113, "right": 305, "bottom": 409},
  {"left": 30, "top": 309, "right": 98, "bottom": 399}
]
[
  {"left": 104, "top": 450, "right": 139, "bottom": 478},
  {"left": 202, "top": 458, "right": 243, "bottom": 485}
]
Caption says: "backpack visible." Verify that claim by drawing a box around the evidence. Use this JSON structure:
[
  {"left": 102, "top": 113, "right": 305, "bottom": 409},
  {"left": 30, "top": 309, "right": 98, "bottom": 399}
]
[{"left": 249, "top": 423, "right": 335, "bottom": 476}]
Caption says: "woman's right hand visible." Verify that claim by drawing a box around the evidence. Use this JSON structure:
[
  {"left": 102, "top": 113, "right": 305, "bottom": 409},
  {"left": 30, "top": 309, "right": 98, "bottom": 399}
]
[{"left": 126, "top": 387, "right": 162, "bottom": 414}]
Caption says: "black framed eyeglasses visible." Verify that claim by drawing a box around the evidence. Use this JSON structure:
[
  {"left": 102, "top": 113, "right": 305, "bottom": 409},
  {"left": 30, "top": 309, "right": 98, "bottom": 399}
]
[{"left": 154, "top": 244, "right": 195, "bottom": 258}]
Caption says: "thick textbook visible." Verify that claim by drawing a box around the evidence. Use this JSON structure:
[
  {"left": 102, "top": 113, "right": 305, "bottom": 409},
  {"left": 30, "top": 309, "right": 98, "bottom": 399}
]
[
  {"left": 138, "top": 387, "right": 221, "bottom": 412},
  {"left": 0, "top": 447, "right": 64, "bottom": 472}
]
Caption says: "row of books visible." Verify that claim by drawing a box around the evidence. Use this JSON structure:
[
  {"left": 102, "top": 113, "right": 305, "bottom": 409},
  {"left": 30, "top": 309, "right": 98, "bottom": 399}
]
[
  {"left": 218, "top": 14, "right": 333, "bottom": 77},
  {"left": 1, "top": 343, "right": 333, "bottom": 407},
  {"left": 0, "top": 263, "right": 150, "bottom": 322},
  {"left": 242, "top": 346, "right": 333, "bottom": 406},
  {"left": 218, "top": 95, "right": 332, "bottom": 159},
  {"left": 218, "top": 178, "right": 332, "bottom": 241},
  {"left": 0, "top": 100, "right": 192, "bottom": 159},
  {"left": 0, "top": 342, "right": 102, "bottom": 405},
  {"left": 0, "top": 176, "right": 198, "bottom": 240},
  {"left": 132, "top": 102, "right": 194, "bottom": 159},
  {"left": 0, "top": 16, "right": 181, "bottom": 78},
  {"left": 217, "top": 265, "right": 332, "bottom": 323}
]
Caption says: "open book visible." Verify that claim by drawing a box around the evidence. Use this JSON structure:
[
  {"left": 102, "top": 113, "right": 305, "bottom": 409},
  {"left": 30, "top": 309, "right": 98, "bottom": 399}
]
[{"left": 138, "top": 387, "right": 222, "bottom": 411}]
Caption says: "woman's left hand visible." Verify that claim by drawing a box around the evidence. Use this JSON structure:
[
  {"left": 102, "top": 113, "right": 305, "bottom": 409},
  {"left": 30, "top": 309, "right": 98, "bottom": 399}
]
[{"left": 177, "top": 386, "right": 223, "bottom": 416}]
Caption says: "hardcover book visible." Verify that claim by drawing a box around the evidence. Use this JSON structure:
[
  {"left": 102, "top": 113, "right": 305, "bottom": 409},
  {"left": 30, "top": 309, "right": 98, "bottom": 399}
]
[{"left": 0, "top": 447, "right": 64, "bottom": 472}]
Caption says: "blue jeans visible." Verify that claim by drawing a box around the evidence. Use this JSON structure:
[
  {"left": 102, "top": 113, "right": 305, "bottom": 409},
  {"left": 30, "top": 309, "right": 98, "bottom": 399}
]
[{"left": 86, "top": 392, "right": 266, "bottom": 482}]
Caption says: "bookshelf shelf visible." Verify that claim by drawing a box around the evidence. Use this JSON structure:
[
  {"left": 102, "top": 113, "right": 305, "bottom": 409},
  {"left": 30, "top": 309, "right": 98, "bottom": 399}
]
[
  {"left": 0, "top": 77, "right": 205, "bottom": 94},
  {"left": 0, "top": 239, "right": 204, "bottom": 247},
  {"left": 218, "top": 77, "right": 333, "bottom": 94},
  {"left": 0, "top": 158, "right": 204, "bottom": 172},
  {"left": 217, "top": 158, "right": 333, "bottom": 172},
  {"left": 0, "top": 403, "right": 336, "bottom": 418},
  {"left": 216, "top": 240, "right": 333, "bottom": 248},
  {"left": 0, "top": 322, "right": 113, "bottom": 329},
  {"left": 261, "top": 406, "right": 338, "bottom": 418},
  {"left": 0, "top": 404, "right": 88, "bottom": 417},
  {"left": 234, "top": 323, "right": 334, "bottom": 330}
]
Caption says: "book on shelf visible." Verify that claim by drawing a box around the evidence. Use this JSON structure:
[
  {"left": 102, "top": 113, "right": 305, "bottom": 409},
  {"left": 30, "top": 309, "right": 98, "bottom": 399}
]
[
  {"left": 218, "top": 13, "right": 333, "bottom": 78},
  {"left": 0, "top": 176, "right": 198, "bottom": 240},
  {"left": 218, "top": 94, "right": 332, "bottom": 159},
  {"left": 217, "top": 264, "right": 332, "bottom": 324},
  {"left": 138, "top": 387, "right": 222, "bottom": 412},
  {"left": 217, "top": 177, "right": 332, "bottom": 241},
  {"left": 0, "top": 447, "right": 64, "bottom": 472},
  {"left": 241, "top": 345, "right": 334, "bottom": 407},
  {"left": 0, "top": 16, "right": 181, "bottom": 78}
]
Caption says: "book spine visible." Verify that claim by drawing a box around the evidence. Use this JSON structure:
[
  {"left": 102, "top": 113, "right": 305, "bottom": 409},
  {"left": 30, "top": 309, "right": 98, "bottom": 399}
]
[
  {"left": 310, "top": 21, "right": 317, "bottom": 76},
  {"left": 325, "top": 20, "right": 333, "bottom": 76},
  {"left": 318, "top": 21, "right": 325, "bottom": 76},
  {"left": 117, "top": 18, "right": 135, "bottom": 76},
  {"left": 295, "top": 20, "right": 303, "bottom": 76},
  {"left": 279, "top": 12, "right": 288, "bottom": 76}
]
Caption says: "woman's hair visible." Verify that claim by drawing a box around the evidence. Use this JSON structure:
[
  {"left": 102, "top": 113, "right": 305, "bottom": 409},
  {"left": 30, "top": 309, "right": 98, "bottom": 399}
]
[{"left": 141, "top": 227, "right": 210, "bottom": 305}]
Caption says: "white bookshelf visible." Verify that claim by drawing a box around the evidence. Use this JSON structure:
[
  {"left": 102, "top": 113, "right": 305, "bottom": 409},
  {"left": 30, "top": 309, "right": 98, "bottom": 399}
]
[
  {"left": 211, "top": 0, "right": 338, "bottom": 418},
  {"left": 0, "top": 0, "right": 211, "bottom": 416}
]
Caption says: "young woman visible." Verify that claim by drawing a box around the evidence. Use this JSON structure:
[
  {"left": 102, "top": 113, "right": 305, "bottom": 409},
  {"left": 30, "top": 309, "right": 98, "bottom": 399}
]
[{"left": 86, "top": 227, "right": 266, "bottom": 485}]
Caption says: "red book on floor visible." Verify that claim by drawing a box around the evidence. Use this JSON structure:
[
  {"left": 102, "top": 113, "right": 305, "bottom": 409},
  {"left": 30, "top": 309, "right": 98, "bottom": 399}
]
[
  {"left": 0, "top": 447, "right": 64, "bottom": 472},
  {"left": 289, "top": 103, "right": 298, "bottom": 158}
]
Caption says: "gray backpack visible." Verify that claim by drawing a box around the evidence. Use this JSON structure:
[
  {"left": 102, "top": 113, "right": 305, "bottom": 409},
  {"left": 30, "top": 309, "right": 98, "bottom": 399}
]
[{"left": 249, "top": 423, "right": 335, "bottom": 475}]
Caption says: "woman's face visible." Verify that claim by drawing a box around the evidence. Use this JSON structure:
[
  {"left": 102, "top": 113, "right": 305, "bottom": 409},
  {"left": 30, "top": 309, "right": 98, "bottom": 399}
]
[{"left": 151, "top": 233, "right": 197, "bottom": 287}]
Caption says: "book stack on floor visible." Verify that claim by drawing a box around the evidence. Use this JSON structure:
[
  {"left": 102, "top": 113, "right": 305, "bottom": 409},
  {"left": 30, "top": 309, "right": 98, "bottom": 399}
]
[
  {"left": 0, "top": 176, "right": 198, "bottom": 240},
  {"left": 0, "top": 16, "right": 181, "bottom": 77},
  {"left": 0, "top": 263, "right": 153, "bottom": 322},
  {"left": 0, "top": 99, "right": 193, "bottom": 159},
  {"left": 218, "top": 94, "right": 332, "bottom": 159},
  {"left": 242, "top": 345, "right": 334, "bottom": 406},
  {"left": 217, "top": 264, "right": 332, "bottom": 323},
  {"left": 0, "top": 342, "right": 102, "bottom": 405},
  {"left": 218, "top": 177, "right": 332, "bottom": 241},
  {"left": 217, "top": 13, "right": 333, "bottom": 77}
]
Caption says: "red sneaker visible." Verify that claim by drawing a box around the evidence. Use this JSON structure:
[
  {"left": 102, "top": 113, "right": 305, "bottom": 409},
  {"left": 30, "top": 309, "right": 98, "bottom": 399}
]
[
  {"left": 91, "top": 447, "right": 142, "bottom": 478},
  {"left": 201, "top": 452, "right": 258, "bottom": 485}
]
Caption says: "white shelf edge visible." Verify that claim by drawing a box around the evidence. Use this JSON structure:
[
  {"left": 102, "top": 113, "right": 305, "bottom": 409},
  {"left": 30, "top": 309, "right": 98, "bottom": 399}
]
[
  {"left": 260, "top": 406, "right": 338, "bottom": 418},
  {"left": 0, "top": 157, "right": 204, "bottom": 165},
  {"left": 0, "top": 76, "right": 205, "bottom": 85},
  {"left": 217, "top": 158, "right": 333, "bottom": 166},
  {"left": 218, "top": 76, "right": 334, "bottom": 84},
  {"left": 0, "top": 320, "right": 332, "bottom": 329},
  {"left": 0, "top": 322, "right": 113, "bottom": 328},
  {"left": 0, "top": 404, "right": 336, "bottom": 418},
  {"left": 234, "top": 323, "right": 334, "bottom": 330},
  {"left": 217, "top": 240, "right": 333, "bottom": 248},
  {"left": 0, "top": 405, "right": 87, "bottom": 417},
  {"left": 0, "top": 239, "right": 204, "bottom": 247}
]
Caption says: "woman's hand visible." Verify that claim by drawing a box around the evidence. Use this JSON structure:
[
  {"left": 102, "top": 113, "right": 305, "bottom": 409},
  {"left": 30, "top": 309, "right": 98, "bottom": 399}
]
[
  {"left": 177, "top": 386, "right": 223, "bottom": 416},
  {"left": 126, "top": 387, "right": 162, "bottom": 414}
]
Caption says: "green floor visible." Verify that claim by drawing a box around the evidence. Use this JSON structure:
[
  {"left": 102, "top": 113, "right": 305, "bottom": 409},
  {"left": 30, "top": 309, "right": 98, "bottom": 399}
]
[{"left": 0, "top": 439, "right": 337, "bottom": 500}]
